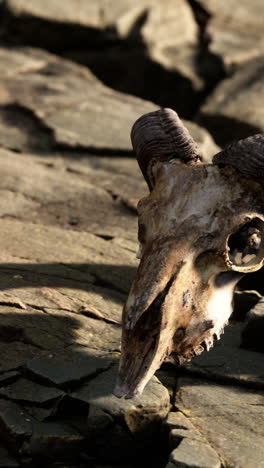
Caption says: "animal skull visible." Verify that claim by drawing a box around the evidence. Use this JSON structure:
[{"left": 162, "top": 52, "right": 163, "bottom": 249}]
[{"left": 114, "top": 108, "right": 264, "bottom": 398}]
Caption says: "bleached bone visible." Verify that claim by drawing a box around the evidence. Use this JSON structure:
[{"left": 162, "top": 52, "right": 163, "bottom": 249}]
[{"left": 114, "top": 108, "right": 264, "bottom": 399}]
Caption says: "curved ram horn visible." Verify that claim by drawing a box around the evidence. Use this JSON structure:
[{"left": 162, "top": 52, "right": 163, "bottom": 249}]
[
  {"left": 213, "top": 134, "right": 264, "bottom": 182},
  {"left": 131, "top": 108, "right": 202, "bottom": 189}
]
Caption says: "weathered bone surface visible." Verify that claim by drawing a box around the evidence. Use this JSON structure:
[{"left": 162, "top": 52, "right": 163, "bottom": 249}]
[{"left": 114, "top": 108, "right": 264, "bottom": 398}]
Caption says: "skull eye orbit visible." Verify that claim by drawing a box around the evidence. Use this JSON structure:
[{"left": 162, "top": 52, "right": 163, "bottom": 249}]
[{"left": 227, "top": 218, "right": 264, "bottom": 270}]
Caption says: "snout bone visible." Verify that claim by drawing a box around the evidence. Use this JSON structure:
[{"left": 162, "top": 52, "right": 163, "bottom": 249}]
[{"left": 114, "top": 108, "right": 264, "bottom": 398}]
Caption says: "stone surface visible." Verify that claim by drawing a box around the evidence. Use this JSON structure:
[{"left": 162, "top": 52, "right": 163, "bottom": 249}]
[
  {"left": 26, "top": 348, "right": 113, "bottom": 387},
  {"left": 63, "top": 0, "right": 204, "bottom": 117},
  {"left": 0, "top": 46, "right": 219, "bottom": 158},
  {"left": 0, "top": 378, "right": 64, "bottom": 404},
  {"left": 0, "top": 147, "right": 142, "bottom": 241},
  {"left": 0, "top": 399, "right": 32, "bottom": 449},
  {"left": 0, "top": 5, "right": 261, "bottom": 466},
  {"left": 73, "top": 365, "right": 170, "bottom": 432},
  {"left": 241, "top": 298, "right": 264, "bottom": 352},
  {"left": 25, "top": 421, "right": 85, "bottom": 459},
  {"left": 0, "top": 0, "right": 197, "bottom": 48},
  {"left": 0, "top": 46, "right": 158, "bottom": 154},
  {"left": 184, "top": 323, "right": 264, "bottom": 388},
  {"left": 176, "top": 377, "right": 264, "bottom": 468},
  {"left": 197, "top": 0, "right": 264, "bottom": 71},
  {"left": 198, "top": 57, "right": 264, "bottom": 146},
  {"left": 0, "top": 0, "right": 207, "bottom": 116},
  {"left": 166, "top": 438, "right": 221, "bottom": 468},
  {"left": 72, "top": 365, "right": 170, "bottom": 460}
]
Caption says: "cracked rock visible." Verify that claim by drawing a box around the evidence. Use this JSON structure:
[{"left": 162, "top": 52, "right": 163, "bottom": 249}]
[
  {"left": 0, "top": 46, "right": 158, "bottom": 154},
  {"left": 166, "top": 437, "right": 221, "bottom": 468},
  {"left": 71, "top": 364, "right": 170, "bottom": 460},
  {"left": 198, "top": 57, "right": 264, "bottom": 146},
  {"left": 0, "top": 46, "right": 218, "bottom": 158},
  {"left": 26, "top": 348, "right": 113, "bottom": 387},
  {"left": 0, "top": 378, "right": 64, "bottom": 404},
  {"left": 175, "top": 377, "right": 264, "bottom": 468},
  {"left": 197, "top": 0, "right": 264, "bottom": 71},
  {"left": 164, "top": 412, "right": 206, "bottom": 451},
  {"left": 0, "top": 340, "right": 44, "bottom": 373}
]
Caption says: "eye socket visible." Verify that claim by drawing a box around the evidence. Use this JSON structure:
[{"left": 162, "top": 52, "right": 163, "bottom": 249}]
[{"left": 227, "top": 218, "right": 264, "bottom": 271}]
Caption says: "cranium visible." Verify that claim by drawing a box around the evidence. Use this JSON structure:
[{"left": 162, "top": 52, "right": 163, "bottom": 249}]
[{"left": 114, "top": 108, "right": 264, "bottom": 398}]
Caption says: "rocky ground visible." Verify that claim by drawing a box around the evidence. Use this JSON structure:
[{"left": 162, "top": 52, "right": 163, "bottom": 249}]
[{"left": 0, "top": 1, "right": 262, "bottom": 467}]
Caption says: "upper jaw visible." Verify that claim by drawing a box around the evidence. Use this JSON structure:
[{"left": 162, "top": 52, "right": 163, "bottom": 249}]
[{"left": 114, "top": 250, "right": 241, "bottom": 399}]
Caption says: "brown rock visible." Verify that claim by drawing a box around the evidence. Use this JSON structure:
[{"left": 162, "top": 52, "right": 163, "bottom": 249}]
[
  {"left": 166, "top": 438, "right": 221, "bottom": 468},
  {"left": 0, "top": 0, "right": 204, "bottom": 117}
]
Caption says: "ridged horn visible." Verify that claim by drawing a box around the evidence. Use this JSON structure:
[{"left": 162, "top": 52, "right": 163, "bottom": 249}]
[
  {"left": 131, "top": 108, "right": 202, "bottom": 189},
  {"left": 213, "top": 134, "right": 264, "bottom": 182}
]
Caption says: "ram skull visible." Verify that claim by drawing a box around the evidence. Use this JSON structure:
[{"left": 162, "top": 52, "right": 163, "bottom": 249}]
[{"left": 114, "top": 108, "right": 264, "bottom": 398}]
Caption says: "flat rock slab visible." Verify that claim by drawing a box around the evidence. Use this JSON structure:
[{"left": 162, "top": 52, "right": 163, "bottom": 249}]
[
  {"left": 0, "top": 147, "right": 144, "bottom": 241},
  {"left": 0, "top": 378, "right": 64, "bottom": 404},
  {"left": 184, "top": 323, "right": 264, "bottom": 388},
  {"left": 0, "top": 46, "right": 157, "bottom": 153},
  {"left": 1, "top": 0, "right": 198, "bottom": 47},
  {"left": 1, "top": 0, "right": 224, "bottom": 117},
  {"left": 0, "top": 399, "right": 33, "bottom": 449},
  {"left": 198, "top": 57, "right": 264, "bottom": 146},
  {"left": 0, "top": 47, "right": 218, "bottom": 158},
  {"left": 26, "top": 348, "right": 113, "bottom": 387},
  {"left": 176, "top": 377, "right": 264, "bottom": 468},
  {"left": 166, "top": 437, "right": 221, "bottom": 468},
  {"left": 197, "top": 0, "right": 264, "bottom": 71}
]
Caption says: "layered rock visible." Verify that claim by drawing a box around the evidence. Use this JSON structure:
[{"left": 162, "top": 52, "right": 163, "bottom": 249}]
[
  {"left": 197, "top": 57, "right": 264, "bottom": 145},
  {"left": 0, "top": 0, "right": 205, "bottom": 116},
  {"left": 0, "top": 46, "right": 219, "bottom": 157},
  {"left": 196, "top": 0, "right": 264, "bottom": 71},
  {"left": 175, "top": 377, "right": 264, "bottom": 468}
]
